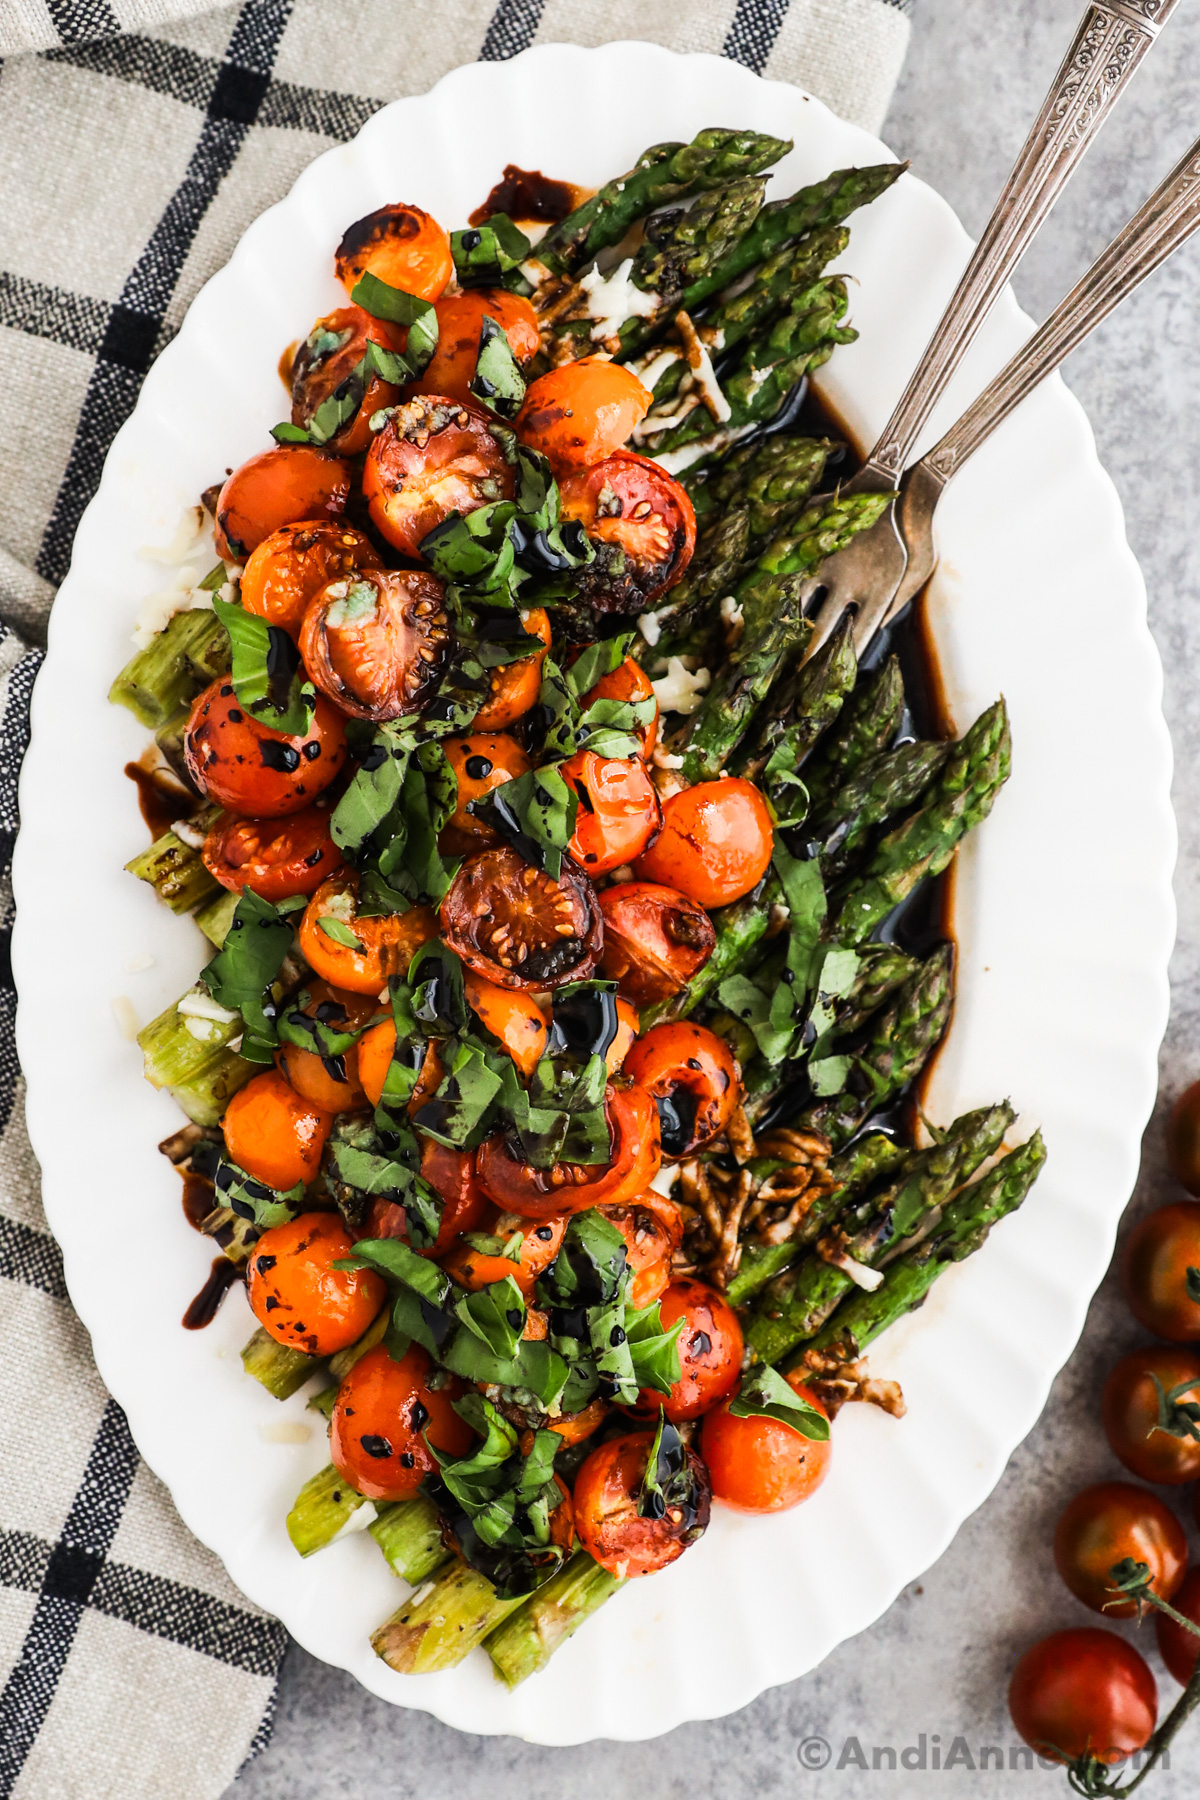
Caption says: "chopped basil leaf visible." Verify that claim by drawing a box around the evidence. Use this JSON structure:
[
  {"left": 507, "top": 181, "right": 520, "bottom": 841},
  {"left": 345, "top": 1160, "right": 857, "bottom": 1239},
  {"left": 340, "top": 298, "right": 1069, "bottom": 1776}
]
[
  {"left": 198, "top": 888, "right": 302, "bottom": 1063},
  {"left": 336, "top": 1234, "right": 452, "bottom": 1308},
  {"left": 270, "top": 421, "right": 311, "bottom": 444},
  {"left": 197, "top": 562, "right": 229, "bottom": 591},
  {"left": 211, "top": 596, "right": 315, "bottom": 735},
  {"left": 316, "top": 916, "right": 361, "bottom": 949},
  {"left": 190, "top": 1140, "right": 304, "bottom": 1232},
  {"left": 468, "top": 315, "right": 526, "bottom": 420},
  {"left": 451, "top": 215, "right": 531, "bottom": 287},
  {"left": 636, "top": 1412, "right": 695, "bottom": 1520},
  {"left": 728, "top": 1366, "right": 830, "bottom": 1440},
  {"left": 807, "top": 1053, "right": 853, "bottom": 1096},
  {"left": 349, "top": 273, "right": 439, "bottom": 375},
  {"left": 424, "top": 1393, "right": 565, "bottom": 1597},
  {"left": 452, "top": 1274, "right": 527, "bottom": 1360}
]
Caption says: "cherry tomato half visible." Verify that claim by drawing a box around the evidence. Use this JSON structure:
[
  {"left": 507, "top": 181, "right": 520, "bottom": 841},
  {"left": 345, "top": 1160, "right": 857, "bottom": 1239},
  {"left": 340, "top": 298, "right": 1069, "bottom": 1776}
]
[
  {"left": 1166, "top": 1080, "right": 1200, "bottom": 1196},
  {"left": 516, "top": 358, "right": 651, "bottom": 474},
  {"left": 330, "top": 1343, "right": 472, "bottom": 1501},
  {"left": 464, "top": 970, "right": 548, "bottom": 1079},
  {"left": 472, "top": 607, "right": 551, "bottom": 731},
  {"left": 573, "top": 1430, "right": 711, "bottom": 1578},
  {"left": 606, "top": 997, "right": 639, "bottom": 1074},
  {"left": 299, "top": 567, "right": 451, "bottom": 722},
  {"left": 701, "top": 1375, "right": 832, "bottom": 1512},
  {"left": 290, "top": 307, "right": 407, "bottom": 456},
  {"left": 560, "top": 452, "right": 696, "bottom": 613},
  {"left": 632, "top": 1278, "right": 742, "bottom": 1420},
  {"left": 598, "top": 1191, "right": 683, "bottom": 1310},
  {"left": 442, "top": 1209, "right": 569, "bottom": 1300},
  {"left": 213, "top": 445, "right": 351, "bottom": 563},
  {"left": 635, "top": 778, "right": 774, "bottom": 909},
  {"left": 247, "top": 1212, "right": 385, "bottom": 1355},
  {"left": 1053, "top": 1483, "right": 1187, "bottom": 1618},
  {"left": 442, "top": 733, "right": 531, "bottom": 842},
  {"left": 274, "top": 978, "right": 379, "bottom": 1114},
  {"left": 477, "top": 1082, "right": 661, "bottom": 1221},
  {"left": 1009, "top": 1630, "right": 1157, "bottom": 1767},
  {"left": 222, "top": 1068, "right": 333, "bottom": 1191},
  {"left": 415, "top": 289, "right": 540, "bottom": 405},
  {"left": 299, "top": 870, "right": 438, "bottom": 995},
  {"left": 624, "top": 1022, "right": 738, "bottom": 1160},
  {"left": 1156, "top": 1565, "right": 1200, "bottom": 1685},
  {"left": 365, "top": 1139, "right": 488, "bottom": 1259},
  {"left": 1123, "top": 1202, "right": 1200, "bottom": 1341},
  {"left": 561, "top": 751, "right": 661, "bottom": 877},
  {"left": 241, "top": 519, "right": 381, "bottom": 635},
  {"left": 439, "top": 845, "right": 603, "bottom": 992},
  {"left": 356, "top": 1022, "right": 444, "bottom": 1118},
  {"left": 184, "top": 679, "right": 348, "bottom": 818},
  {"left": 335, "top": 202, "right": 453, "bottom": 302},
  {"left": 597, "top": 882, "right": 716, "bottom": 1009},
  {"left": 363, "top": 396, "right": 515, "bottom": 558},
  {"left": 1102, "top": 1346, "right": 1200, "bottom": 1485},
  {"left": 202, "top": 805, "right": 341, "bottom": 902},
  {"left": 581, "top": 653, "right": 658, "bottom": 755}
]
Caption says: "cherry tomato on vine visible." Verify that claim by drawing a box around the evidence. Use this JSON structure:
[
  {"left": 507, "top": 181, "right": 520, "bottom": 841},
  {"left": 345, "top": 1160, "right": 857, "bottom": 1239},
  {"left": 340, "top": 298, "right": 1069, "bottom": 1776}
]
[
  {"left": 442, "top": 733, "right": 531, "bottom": 842},
  {"left": 630, "top": 1278, "right": 743, "bottom": 1420},
  {"left": 330, "top": 1344, "right": 472, "bottom": 1501},
  {"left": 1155, "top": 1565, "right": 1200, "bottom": 1685},
  {"left": 1101, "top": 1346, "right": 1200, "bottom": 1485},
  {"left": 299, "top": 870, "right": 437, "bottom": 995},
  {"left": 247, "top": 1212, "right": 385, "bottom": 1356},
  {"left": 212, "top": 445, "right": 351, "bottom": 563},
  {"left": 516, "top": 358, "right": 651, "bottom": 473},
  {"left": 635, "top": 778, "right": 774, "bottom": 909},
  {"left": 184, "top": 679, "right": 348, "bottom": 817},
  {"left": 597, "top": 882, "right": 716, "bottom": 1008},
  {"left": 202, "top": 806, "right": 341, "bottom": 902},
  {"left": 561, "top": 751, "right": 661, "bottom": 876},
  {"left": 222, "top": 1068, "right": 333, "bottom": 1190},
  {"left": 1008, "top": 1630, "right": 1157, "bottom": 1767},
  {"left": 573, "top": 1430, "right": 711, "bottom": 1578},
  {"left": 334, "top": 202, "right": 453, "bottom": 301},
  {"left": 290, "top": 307, "right": 408, "bottom": 455},
  {"left": 241, "top": 519, "right": 381, "bottom": 635},
  {"left": 299, "top": 567, "right": 450, "bottom": 722},
  {"left": 598, "top": 1191, "right": 683, "bottom": 1310},
  {"left": 701, "top": 1375, "right": 832, "bottom": 1513},
  {"left": 1123, "top": 1202, "right": 1200, "bottom": 1341},
  {"left": 414, "top": 289, "right": 540, "bottom": 405},
  {"left": 363, "top": 397, "right": 514, "bottom": 558},
  {"left": 559, "top": 452, "right": 696, "bottom": 613},
  {"left": 581, "top": 652, "right": 658, "bottom": 755},
  {"left": 274, "top": 978, "right": 379, "bottom": 1113},
  {"left": 439, "top": 845, "right": 603, "bottom": 991},
  {"left": 476, "top": 1082, "right": 661, "bottom": 1220},
  {"left": 624, "top": 1021, "right": 738, "bottom": 1159},
  {"left": 472, "top": 608, "right": 551, "bottom": 731},
  {"left": 1053, "top": 1483, "right": 1187, "bottom": 1617},
  {"left": 365, "top": 1140, "right": 487, "bottom": 1258}
]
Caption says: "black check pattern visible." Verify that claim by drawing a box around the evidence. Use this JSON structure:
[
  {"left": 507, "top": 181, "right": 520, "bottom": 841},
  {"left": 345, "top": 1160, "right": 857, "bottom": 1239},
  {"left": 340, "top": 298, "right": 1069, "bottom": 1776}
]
[{"left": 0, "top": 0, "right": 910, "bottom": 1792}]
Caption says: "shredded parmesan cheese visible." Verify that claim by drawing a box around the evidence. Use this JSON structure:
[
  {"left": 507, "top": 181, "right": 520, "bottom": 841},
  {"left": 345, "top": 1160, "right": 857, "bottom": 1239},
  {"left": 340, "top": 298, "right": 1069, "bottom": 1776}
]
[
  {"left": 178, "top": 990, "right": 239, "bottom": 1026},
  {"left": 171, "top": 818, "right": 206, "bottom": 851},
  {"left": 328, "top": 1500, "right": 379, "bottom": 1544},
  {"left": 650, "top": 657, "right": 711, "bottom": 716},
  {"left": 578, "top": 257, "right": 659, "bottom": 341},
  {"left": 631, "top": 346, "right": 684, "bottom": 393},
  {"left": 675, "top": 309, "right": 731, "bottom": 424}
]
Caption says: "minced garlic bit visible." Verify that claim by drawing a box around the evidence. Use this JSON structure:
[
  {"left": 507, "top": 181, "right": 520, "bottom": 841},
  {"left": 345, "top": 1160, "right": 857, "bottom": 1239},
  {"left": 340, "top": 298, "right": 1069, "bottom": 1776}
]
[
  {"left": 650, "top": 657, "right": 711, "bottom": 716},
  {"left": 111, "top": 996, "right": 139, "bottom": 1041},
  {"left": 578, "top": 257, "right": 658, "bottom": 342}
]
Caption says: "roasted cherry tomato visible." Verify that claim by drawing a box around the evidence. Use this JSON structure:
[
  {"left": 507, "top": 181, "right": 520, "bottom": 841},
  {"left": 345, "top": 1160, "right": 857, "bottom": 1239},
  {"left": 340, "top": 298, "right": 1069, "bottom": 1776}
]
[
  {"left": 1053, "top": 1483, "right": 1187, "bottom": 1618},
  {"left": 701, "top": 1375, "right": 832, "bottom": 1513},
  {"left": 581, "top": 652, "right": 658, "bottom": 755},
  {"left": 439, "top": 845, "right": 603, "bottom": 992},
  {"left": 356, "top": 1021, "right": 445, "bottom": 1117},
  {"left": 442, "top": 1209, "right": 569, "bottom": 1300},
  {"left": 598, "top": 881, "right": 716, "bottom": 1008},
  {"left": 1123, "top": 1202, "right": 1200, "bottom": 1341},
  {"left": 516, "top": 358, "right": 651, "bottom": 474},
  {"left": 472, "top": 608, "right": 551, "bottom": 731},
  {"left": 241, "top": 519, "right": 380, "bottom": 635},
  {"left": 560, "top": 452, "right": 696, "bottom": 613},
  {"left": 526, "top": 1396, "right": 609, "bottom": 1454},
  {"left": 606, "top": 998, "right": 639, "bottom": 1074},
  {"left": 464, "top": 970, "right": 548, "bottom": 1078},
  {"left": 184, "top": 679, "right": 348, "bottom": 817},
  {"left": 573, "top": 1430, "right": 711, "bottom": 1578},
  {"left": 330, "top": 1343, "right": 472, "bottom": 1501},
  {"left": 213, "top": 445, "right": 351, "bottom": 563},
  {"left": 560, "top": 751, "right": 661, "bottom": 876},
  {"left": 363, "top": 396, "right": 515, "bottom": 558},
  {"left": 290, "top": 307, "right": 408, "bottom": 456},
  {"left": 414, "top": 289, "right": 540, "bottom": 405},
  {"left": 635, "top": 778, "right": 774, "bottom": 909},
  {"left": 273, "top": 978, "right": 380, "bottom": 1114},
  {"left": 477, "top": 1083, "right": 661, "bottom": 1221},
  {"left": 443, "top": 733, "right": 531, "bottom": 842},
  {"left": 624, "top": 1022, "right": 738, "bottom": 1160},
  {"left": 299, "top": 567, "right": 450, "bottom": 722},
  {"left": 299, "top": 870, "right": 438, "bottom": 995},
  {"left": 202, "top": 805, "right": 341, "bottom": 902},
  {"left": 247, "top": 1212, "right": 385, "bottom": 1355},
  {"left": 365, "top": 1139, "right": 487, "bottom": 1258},
  {"left": 1102, "top": 1346, "right": 1200, "bottom": 1485},
  {"left": 1166, "top": 1080, "right": 1200, "bottom": 1195},
  {"left": 632, "top": 1278, "right": 743, "bottom": 1420},
  {"left": 222, "top": 1068, "right": 333, "bottom": 1190},
  {"left": 335, "top": 202, "right": 453, "bottom": 301},
  {"left": 1155, "top": 1565, "right": 1200, "bottom": 1685},
  {"left": 1009, "top": 1630, "right": 1157, "bottom": 1767},
  {"left": 599, "top": 1191, "right": 683, "bottom": 1310}
]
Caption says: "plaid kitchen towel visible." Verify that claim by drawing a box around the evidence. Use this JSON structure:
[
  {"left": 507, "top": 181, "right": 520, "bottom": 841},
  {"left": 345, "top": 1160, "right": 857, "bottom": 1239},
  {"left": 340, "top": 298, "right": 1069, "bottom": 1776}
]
[{"left": 0, "top": 1, "right": 911, "bottom": 1794}]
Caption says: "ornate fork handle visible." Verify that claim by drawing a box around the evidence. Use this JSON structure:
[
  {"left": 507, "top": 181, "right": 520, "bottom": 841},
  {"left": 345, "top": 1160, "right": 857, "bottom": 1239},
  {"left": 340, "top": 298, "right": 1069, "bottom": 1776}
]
[{"left": 861, "top": 0, "right": 1179, "bottom": 487}]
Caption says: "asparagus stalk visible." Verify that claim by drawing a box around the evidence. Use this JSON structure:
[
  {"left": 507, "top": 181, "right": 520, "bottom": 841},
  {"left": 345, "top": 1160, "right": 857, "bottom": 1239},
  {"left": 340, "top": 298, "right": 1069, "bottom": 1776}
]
[
  {"left": 676, "top": 578, "right": 813, "bottom": 783},
  {"left": 485, "top": 1553, "right": 623, "bottom": 1688},
  {"left": 830, "top": 944, "right": 921, "bottom": 1039},
  {"left": 125, "top": 806, "right": 221, "bottom": 914},
  {"left": 194, "top": 888, "right": 239, "bottom": 947},
  {"left": 746, "top": 1101, "right": 1015, "bottom": 1364},
  {"left": 736, "top": 611, "right": 857, "bottom": 783},
  {"left": 734, "top": 490, "right": 894, "bottom": 641},
  {"left": 801, "top": 655, "right": 906, "bottom": 811},
  {"left": 633, "top": 177, "right": 768, "bottom": 306},
  {"left": 241, "top": 1326, "right": 324, "bottom": 1400},
  {"left": 372, "top": 1558, "right": 527, "bottom": 1674},
  {"left": 631, "top": 507, "right": 749, "bottom": 670},
  {"left": 815, "top": 740, "right": 952, "bottom": 879},
  {"left": 138, "top": 984, "right": 254, "bottom": 1126},
  {"left": 369, "top": 1494, "right": 450, "bottom": 1585},
  {"left": 108, "top": 607, "right": 229, "bottom": 729},
  {"left": 287, "top": 1463, "right": 376, "bottom": 1557},
  {"left": 833, "top": 699, "right": 1011, "bottom": 947},
  {"left": 800, "top": 1132, "right": 1048, "bottom": 1362}
]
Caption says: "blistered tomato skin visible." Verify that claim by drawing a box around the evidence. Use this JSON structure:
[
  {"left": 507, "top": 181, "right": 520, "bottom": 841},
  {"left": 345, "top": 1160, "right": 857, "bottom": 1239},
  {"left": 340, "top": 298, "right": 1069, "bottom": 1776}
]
[
  {"left": 213, "top": 445, "right": 351, "bottom": 563},
  {"left": 634, "top": 779, "right": 774, "bottom": 909},
  {"left": 299, "top": 567, "right": 451, "bottom": 722},
  {"left": 363, "top": 397, "right": 515, "bottom": 559},
  {"left": 559, "top": 452, "right": 697, "bottom": 613},
  {"left": 598, "top": 1191, "right": 683, "bottom": 1310},
  {"left": 632, "top": 1278, "right": 743, "bottom": 1421},
  {"left": 464, "top": 971, "right": 548, "bottom": 1078},
  {"left": 624, "top": 1022, "right": 739, "bottom": 1159},
  {"left": 290, "top": 307, "right": 407, "bottom": 455},
  {"left": 476, "top": 1083, "right": 661, "bottom": 1221},
  {"left": 299, "top": 871, "right": 439, "bottom": 996},
  {"left": 581, "top": 654, "right": 659, "bottom": 755},
  {"left": 334, "top": 202, "right": 453, "bottom": 301},
  {"left": 415, "top": 290, "right": 540, "bottom": 404},
  {"left": 240, "top": 519, "right": 381, "bottom": 634},
  {"left": 516, "top": 359, "right": 652, "bottom": 473},
  {"left": 273, "top": 978, "right": 378, "bottom": 1114},
  {"left": 573, "top": 1432, "right": 712, "bottom": 1578},
  {"left": 561, "top": 752, "right": 662, "bottom": 876},
  {"left": 442, "top": 734, "right": 532, "bottom": 841},
  {"left": 472, "top": 608, "right": 551, "bottom": 731},
  {"left": 598, "top": 882, "right": 716, "bottom": 1008},
  {"left": 442, "top": 1209, "right": 569, "bottom": 1299},
  {"left": 701, "top": 1376, "right": 832, "bottom": 1512},
  {"left": 247, "top": 1213, "right": 386, "bottom": 1356},
  {"left": 365, "top": 1140, "right": 488, "bottom": 1258},
  {"left": 202, "top": 806, "right": 341, "bottom": 901},
  {"left": 222, "top": 1068, "right": 333, "bottom": 1190},
  {"left": 330, "top": 1344, "right": 472, "bottom": 1501},
  {"left": 184, "top": 680, "right": 348, "bottom": 818}
]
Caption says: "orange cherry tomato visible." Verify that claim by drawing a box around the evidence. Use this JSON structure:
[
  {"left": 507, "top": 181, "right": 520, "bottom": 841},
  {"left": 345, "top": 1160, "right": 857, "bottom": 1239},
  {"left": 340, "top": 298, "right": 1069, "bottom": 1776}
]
[
  {"left": 1156, "top": 1566, "right": 1200, "bottom": 1685},
  {"left": 330, "top": 1343, "right": 472, "bottom": 1500},
  {"left": 560, "top": 751, "right": 662, "bottom": 877},
  {"left": 1053, "top": 1483, "right": 1187, "bottom": 1618},
  {"left": 365, "top": 1138, "right": 487, "bottom": 1258},
  {"left": 464, "top": 970, "right": 548, "bottom": 1079},
  {"left": 439, "top": 845, "right": 603, "bottom": 992},
  {"left": 299, "top": 567, "right": 450, "bottom": 722},
  {"left": 299, "top": 870, "right": 438, "bottom": 995},
  {"left": 598, "top": 882, "right": 716, "bottom": 1009},
  {"left": 560, "top": 452, "right": 696, "bottom": 613},
  {"left": 356, "top": 1020, "right": 445, "bottom": 1117},
  {"left": 476, "top": 1082, "right": 660, "bottom": 1220},
  {"left": 443, "top": 733, "right": 532, "bottom": 841},
  {"left": 247, "top": 1212, "right": 385, "bottom": 1355},
  {"left": 335, "top": 202, "right": 453, "bottom": 302},
  {"left": 632, "top": 1278, "right": 743, "bottom": 1420},
  {"left": 1102, "top": 1347, "right": 1200, "bottom": 1484},
  {"left": 599, "top": 1191, "right": 683, "bottom": 1309},
  {"left": 414, "top": 290, "right": 540, "bottom": 405},
  {"left": 1009, "top": 1630, "right": 1157, "bottom": 1767},
  {"left": 274, "top": 978, "right": 379, "bottom": 1114},
  {"left": 290, "top": 307, "right": 408, "bottom": 456},
  {"left": 213, "top": 445, "right": 351, "bottom": 563},
  {"left": 472, "top": 608, "right": 551, "bottom": 731},
  {"left": 1122, "top": 1202, "right": 1200, "bottom": 1342},
  {"left": 202, "top": 805, "right": 341, "bottom": 902},
  {"left": 516, "top": 358, "right": 651, "bottom": 474},
  {"left": 441, "top": 1209, "right": 569, "bottom": 1300},
  {"left": 573, "top": 1430, "right": 711, "bottom": 1578},
  {"left": 606, "top": 997, "right": 639, "bottom": 1074},
  {"left": 701, "top": 1375, "right": 831, "bottom": 1512},
  {"left": 581, "top": 652, "right": 658, "bottom": 755},
  {"left": 241, "top": 519, "right": 381, "bottom": 635},
  {"left": 624, "top": 1021, "right": 738, "bottom": 1159},
  {"left": 634, "top": 778, "right": 774, "bottom": 909},
  {"left": 363, "top": 396, "right": 515, "bottom": 559},
  {"left": 526, "top": 1396, "right": 609, "bottom": 1454},
  {"left": 184, "top": 679, "right": 348, "bottom": 818},
  {"left": 222, "top": 1068, "right": 333, "bottom": 1190}
]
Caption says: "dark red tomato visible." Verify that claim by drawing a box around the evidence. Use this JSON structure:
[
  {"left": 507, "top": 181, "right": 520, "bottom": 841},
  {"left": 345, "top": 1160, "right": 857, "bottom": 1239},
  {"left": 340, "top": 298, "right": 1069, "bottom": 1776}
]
[
  {"left": 598, "top": 882, "right": 716, "bottom": 1008},
  {"left": 624, "top": 1022, "right": 738, "bottom": 1159},
  {"left": 290, "top": 306, "right": 407, "bottom": 456},
  {"left": 1155, "top": 1565, "right": 1200, "bottom": 1685},
  {"left": 213, "top": 445, "right": 351, "bottom": 563},
  {"left": 414, "top": 290, "right": 540, "bottom": 405},
  {"left": 246, "top": 1213, "right": 384, "bottom": 1356},
  {"left": 202, "top": 805, "right": 341, "bottom": 901},
  {"left": 598, "top": 1191, "right": 683, "bottom": 1310},
  {"left": 633, "top": 1279, "right": 742, "bottom": 1421},
  {"left": 1009, "top": 1630, "right": 1157, "bottom": 1766},
  {"left": 330, "top": 1344, "right": 472, "bottom": 1502},
  {"left": 1102, "top": 1347, "right": 1200, "bottom": 1484},
  {"left": 299, "top": 567, "right": 450, "bottom": 722},
  {"left": 184, "top": 679, "right": 348, "bottom": 817},
  {"left": 516, "top": 359, "right": 651, "bottom": 474},
  {"left": 439, "top": 845, "right": 603, "bottom": 992},
  {"left": 441, "top": 1209, "right": 569, "bottom": 1300},
  {"left": 581, "top": 653, "right": 658, "bottom": 755},
  {"left": 559, "top": 452, "right": 697, "bottom": 613},
  {"left": 477, "top": 1083, "right": 661, "bottom": 1221},
  {"left": 335, "top": 202, "right": 453, "bottom": 301},
  {"left": 573, "top": 1430, "right": 711, "bottom": 1578},
  {"left": 635, "top": 778, "right": 774, "bottom": 909},
  {"left": 241, "top": 519, "right": 381, "bottom": 634},
  {"left": 365, "top": 1139, "right": 489, "bottom": 1259},
  {"left": 1053, "top": 1483, "right": 1187, "bottom": 1618},
  {"left": 442, "top": 733, "right": 531, "bottom": 842},
  {"left": 561, "top": 752, "right": 661, "bottom": 876},
  {"left": 1166, "top": 1081, "right": 1200, "bottom": 1196},
  {"left": 701, "top": 1375, "right": 832, "bottom": 1512},
  {"left": 363, "top": 396, "right": 515, "bottom": 558},
  {"left": 1123, "top": 1202, "right": 1200, "bottom": 1341}
]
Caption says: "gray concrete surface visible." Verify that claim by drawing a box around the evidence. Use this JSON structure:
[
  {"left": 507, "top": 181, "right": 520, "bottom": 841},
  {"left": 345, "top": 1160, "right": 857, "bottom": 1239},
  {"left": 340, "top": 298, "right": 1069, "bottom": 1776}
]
[{"left": 224, "top": 4, "right": 1200, "bottom": 1794}]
